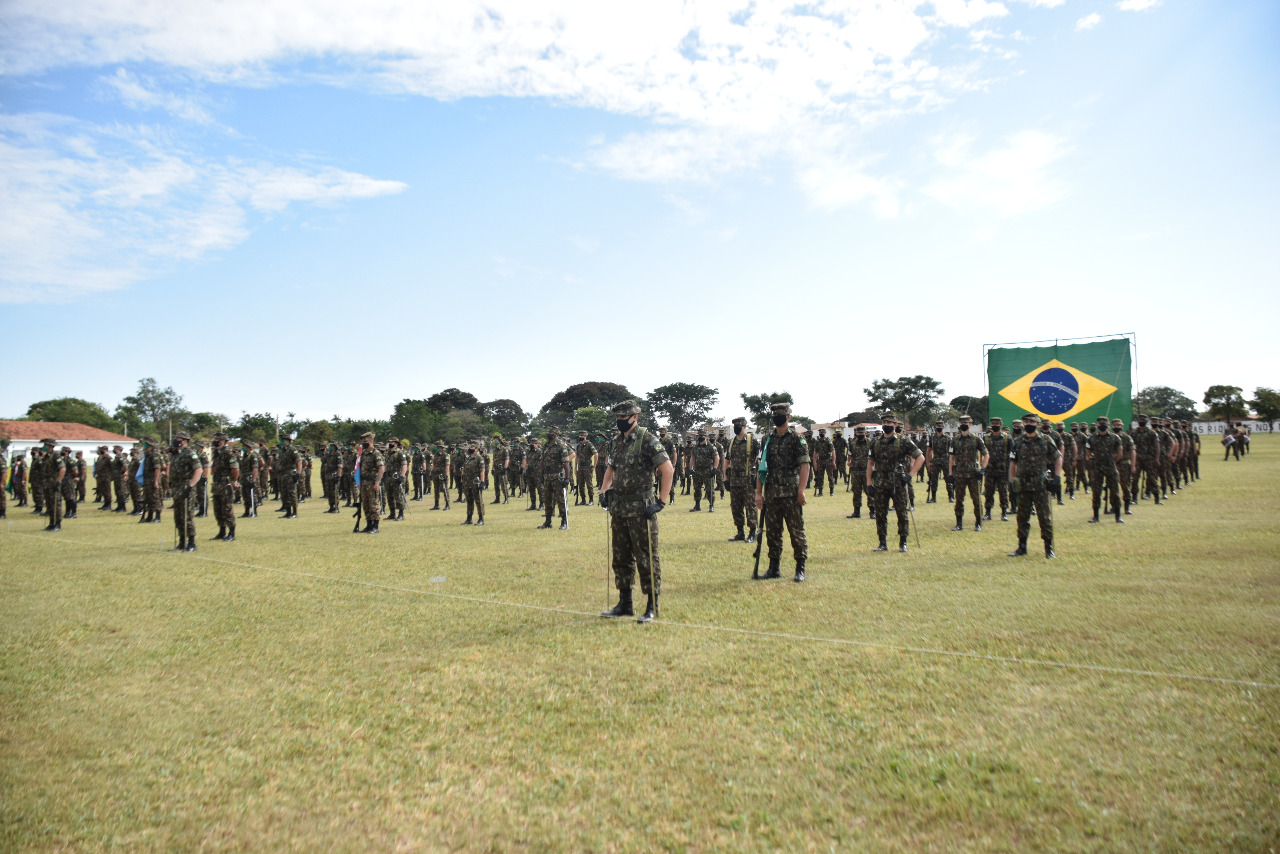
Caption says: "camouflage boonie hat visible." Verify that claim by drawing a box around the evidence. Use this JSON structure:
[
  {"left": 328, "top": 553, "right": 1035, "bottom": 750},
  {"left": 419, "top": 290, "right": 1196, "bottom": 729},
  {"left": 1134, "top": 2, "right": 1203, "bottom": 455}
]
[
  {"left": 174, "top": 432, "right": 191, "bottom": 441},
  {"left": 112, "top": 445, "right": 123, "bottom": 451},
  {"left": 548, "top": 425, "right": 560, "bottom": 435},
  {"left": 578, "top": 430, "right": 588, "bottom": 437},
  {"left": 61, "top": 446, "right": 72, "bottom": 452},
  {"left": 989, "top": 417, "right": 1003, "bottom": 426},
  {"left": 40, "top": 437, "right": 56, "bottom": 445},
  {"left": 1022, "top": 415, "right": 1040, "bottom": 425},
  {"left": 1096, "top": 416, "right": 1109, "bottom": 424},
  {"left": 97, "top": 445, "right": 108, "bottom": 452},
  {"left": 959, "top": 415, "right": 972, "bottom": 423},
  {"left": 359, "top": 432, "right": 374, "bottom": 442},
  {"left": 213, "top": 432, "right": 227, "bottom": 440},
  {"left": 770, "top": 402, "right": 791, "bottom": 416},
  {"left": 1011, "top": 420, "right": 1023, "bottom": 428},
  {"left": 731, "top": 417, "right": 746, "bottom": 427},
  {"left": 611, "top": 400, "right": 641, "bottom": 417},
  {"left": 1111, "top": 418, "right": 1124, "bottom": 426}
]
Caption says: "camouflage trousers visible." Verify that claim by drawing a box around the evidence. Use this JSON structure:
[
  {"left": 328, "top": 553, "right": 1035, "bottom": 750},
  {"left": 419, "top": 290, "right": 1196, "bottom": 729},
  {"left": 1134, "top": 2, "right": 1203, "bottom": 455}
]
[
  {"left": 432, "top": 475, "right": 450, "bottom": 508},
  {"left": 872, "top": 479, "right": 910, "bottom": 544},
  {"left": 954, "top": 475, "right": 981, "bottom": 524},
  {"left": 45, "top": 482, "right": 63, "bottom": 526},
  {"left": 984, "top": 473, "right": 1010, "bottom": 514},
  {"left": 1161, "top": 459, "right": 1177, "bottom": 494},
  {"left": 129, "top": 478, "right": 142, "bottom": 512},
  {"left": 386, "top": 477, "right": 405, "bottom": 516},
  {"left": 814, "top": 464, "right": 835, "bottom": 494},
  {"left": 95, "top": 475, "right": 112, "bottom": 505},
  {"left": 172, "top": 488, "right": 196, "bottom": 541},
  {"left": 493, "top": 471, "right": 509, "bottom": 502},
  {"left": 1016, "top": 488, "right": 1053, "bottom": 545},
  {"left": 576, "top": 467, "right": 594, "bottom": 502},
  {"left": 1116, "top": 462, "right": 1133, "bottom": 509},
  {"left": 927, "top": 461, "right": 950, "bottom": 501},
  {"left": 196, "top": 477, "right": 208, "bottom": 516},
  {"left": 692, "top": 471, "right": 716, "bottom": 507},
  {"left": 542, "top": 477, "right": 567, "bottom": 521},
  {"left": 525, "top": 474, "right": 540, "bottom": 508},
  {"left": 13, "top": 477, "right": 27, "bottom": 505},
  {"left": 114, "top": 475, "right": 128, "bottom": 510},
  {"left": 595, "top": 463, "right": 607, "bottom": 490},
  {"left": 465, "top": 486, "right": 485, "bottom": 522},
  {"left": 62, "top": 477, "right": 78, "bottom": 515},
  {"left": 728, "top": 474, "right": 757, "bottom": 531},
  {"left": 145, "top": 481, "right": 163, "bottom": 517},
  {"left": 361, "top": 480, "right": 381, "bottom": 524},
  {"left": 1135, "top": 457, "right": 1160, "bottom": 499},
  {"left": 280, "top": 475, "right": 298, "bottom": 513},
  {"left": 212, "top": 481, "right": 236, "bottom": 532},
  {"left": 849, "top": 480, "right": 868, "bottom": 514},
  {"left": 763, "top": 493, "right": 806, "bottom": 562},
  {"left": 325, "top": 475, "right": 341, "bottom": 511},
  {"left": 611, "top": 513, "right": 660, "bottom": 595}
]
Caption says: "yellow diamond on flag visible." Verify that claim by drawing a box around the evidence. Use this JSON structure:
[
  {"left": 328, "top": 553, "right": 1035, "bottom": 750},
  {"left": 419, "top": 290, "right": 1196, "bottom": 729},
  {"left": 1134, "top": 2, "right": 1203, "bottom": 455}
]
[{"left": 996, "top": 359, "right": 1119, "bottom": 423}]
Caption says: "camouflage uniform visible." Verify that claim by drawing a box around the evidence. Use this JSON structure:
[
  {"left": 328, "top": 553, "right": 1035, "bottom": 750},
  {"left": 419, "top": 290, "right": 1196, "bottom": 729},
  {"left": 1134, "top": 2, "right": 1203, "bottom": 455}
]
[
  {"left": 277, "top": 439, "right": 300, "bottom": 517},
  {"left": 594, "top": 435, "right": 609, "bottom": 490},
  {"left": 1157, "top": 422, "right": 1178, "bottom": 498},
  {"left": 461, "top": 445, "right": 486, "bottom": 524},
  {"left": 507, "top": 441, "right": 525, "bottom": 499},
  {"left": 539, "top": 429, "right": 572, "bottom": 528},
  {"left": 846, "top": 430, "right": 871, "bottom": 518},
  {"left": 1009, "top": 417, "right": 1060, "bottom": 556},
  {"left": 356, "top": 433, "right": 385, "bottom": 532},
  {"left": 430, "top": 444, "right": 451, "bottom": 509},
  {"left": 321, "top": 443, "right": 343, "bottom": 512},
  {"left": 657, "top": 430, "right": 677, "bottom": 503},
  {"left": 925, "top": 424, "right": 952, "bottom": 503},
  {"left": 949, "top": 418, "right": 987, "bottom": 529},
  {"left": 689, "top": 431, "right": 720, "bottom": 511},
  {"left": 810, "top": 429, "right": 834, "bottom": 496},
  {"left": 1059, "top": 425, "right": 1078, "bottom": 499},
  {"left": 60, "top": 450, "right": 79, "bottom": 518},
  {"left": 832, "top": 430, "right": 848, "bottom": 490},
  {"left": 983, "top": 419, "right": 1013, "bottom": 520},
  {"left": 210, "top": 434, "right": 240, "bottom": 540},
  {"left": 490, "top": 440, "right": 509, "bottom": 504},
  {"left": 1072, "top": 426, "right": 1089, "bottom": 495},
  {"left": 724, "top": 418, "right": 759, "bottom": 541},
  {"left": 601, "top": 401, "right": 670, "bottom": 620},
  {"left": 169, "top": 435, "right": 201, "bottom": 548},
  {"left": 94, "top": 447, "right": 113, "bottom": 509},
  {"left": 127, "top": 449, "right": 142, "bottom": 514},
  {"left": 195, "top": 444, "right": 210, "bottom": 517},
  {"left": 143, "top": 440, "right": 164, "bottom": 522},
  {"left": 29, "top": 448, "right": 45, "bottom": 514},
  {"left": 868, "top": 425, "right": 922, "bottom": 550},
  {"left": 715, "top": 430, "right": 729, "bottom": 498},
  {"left": 111, "top": 447, "right": 128, "bottom": 511},
  {"left": 758, "top": 403, "right": 810, "bottom": 578},
  {"left": 574, "top": 433, "right": 596, "bottom": 505},
  {"left": 384, "top": 439, "right": 407, "bottom": 521},
  {"left": 524, "top": 441, "right": 543, "bottom": 510},
  {"left": 11, "top": 454, "right": 28, "bottom": 508},
  {"left": 1112, "top": 419, "right": 1135, "bottom": 514},
  {"left": 240, "top": 445, "right": 260, "bottom": 516}
]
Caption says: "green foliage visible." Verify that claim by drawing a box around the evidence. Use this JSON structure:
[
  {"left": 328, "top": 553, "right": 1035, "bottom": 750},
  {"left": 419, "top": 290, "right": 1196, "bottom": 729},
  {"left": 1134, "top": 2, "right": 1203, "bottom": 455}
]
[
  {"left": 118, "top": 378, "right": 184, "bottom": 427},
  {"left": 238, "top": 412, "right": 280, "bottom": 443},
  {"left": 541, "top": 381, "right": 638, "bottom": 429},
  {"left": 425, "top": 388, "right": 479, "bottom": 414},
  {"left": 842, "top": 409, "right": 882, "bottom": 426},
  {"left": 389, "top": 399, "right": 441, "bottom": 444},
  {"left": 646, "top": 382, "right": 718, "bottom": 436},
  {"left": 1136, "top": 386, "right": 1198, "bottom": 421},
  {"left": 1249, "top": 387, "right": 1280, "bottom": 423},
  {"left": 949, "top": 395, "right": 989, "bottom": 425},
  {"left": 435, "top": 409, "right": 484, "bottom": 443},
  {"left": 296, "top": 420, "right": 335, "bottom": 449},
  {"left": 572, "top": 406, "right": 611, "bottom": 435},
  {"left": 1203, "top": 385, "right": 1247, "bottom": 423},
  {"left": 864, "top": 376, "right": 945, "bottom": 425},
  {"left": 24, "top": 397, "right": 123, "bottom": 433},
  {"left": 740, "top": 391, "right": 794, "bottom": 433},
  {"left": 480, "top": 399, "right": 527, "bottom": 430},
  {"left": 182, "top": 412, "right": 227, "bottom": 438}
]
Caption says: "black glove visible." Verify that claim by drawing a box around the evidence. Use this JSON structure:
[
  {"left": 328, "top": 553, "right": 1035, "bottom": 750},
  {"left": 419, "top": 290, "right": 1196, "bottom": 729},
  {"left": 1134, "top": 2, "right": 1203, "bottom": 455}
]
[
  {"left": 976, "top": 468, "right": 986, "bottom": 481},
  {"left": 944, "top": 473, "right": 955, "bottom": 487},
  {"left": 900, "top": 472, "right": 911, "bottom": 487},
  {"left": 292, "top": 471, "right": 300, "bottom": 483},
  {"left": 183, "top": 484, "right": 193, "bottom": 499},
  {"left": 599, "top": 492, "right": 610, "bottom": 510},
  {"left": 1047, "top": 473, "right": 1061, "bottom": 492},
  {"left": 644, "top": 499, "right": 666, "bottom": 519},
  {"left": 560, "top": 475, "right": 570, "bottom": 487},
  {"left": 865, "top": 483, "right": 876, "bottom": 499}
]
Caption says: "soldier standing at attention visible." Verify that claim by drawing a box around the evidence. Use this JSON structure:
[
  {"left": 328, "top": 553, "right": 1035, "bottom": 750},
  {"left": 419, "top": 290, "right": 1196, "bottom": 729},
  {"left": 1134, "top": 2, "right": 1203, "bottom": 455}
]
[
  {"left": 575, "top": 430, "right": 596, "bottom": 506},
  {"left": 12, "top": 452, "right": 28, "bottom": 509},
  {"left": 490, "top": 437, "right": 509, "bottom": 505},
  {"left": 1008, "top": 414, "right": 1061, "bottom": 558},
  {"left": 1057, "top": 423, "right": 1077, "bottom": 500},
  {"left": 989, "top": 419, "right": 1017, "bottom": 519},
  {"left": 322, "top": 442, "right": 343, "bottom": 513},
  {"left": 680, "top": 433, "right": 695, "bottom": 495},
  {"left": 925, "top": 420, "right": 951, "bottom": 504},
  {"left": 599, "top": 400, "right": 673, "bottom": 623},
  {"left": 594, "top": 434, "right": 610, "bottom": 492},
  {"left": 715, "top": 428, "right": 730, "bottom": 499},
  {"left": 656, "top": 427, "right": 677, "bottom": 504},
  {"left": 689, "top": 429, "right": 720, "bottom": 512},
  {"left": 1158, "top": 419, "right": 1179, "bottom": 498},
  {"left": 59, "top": 446, "right": 79, "bottom": 519},
  {"left": 755, "top": 402, "right": 811, "bottom": 580},
  {"left": 276, "top": 435, "right": 301, "bottom": 518},
  {"left": 507, "top": 439, "right": 525, "bottom": 500},
  {"left": 538, "top": 427, "right": 573, "bottom": 530},
  {"left": 810, "top": 428, "right": 834, "bottom": 497},
  {"left": 524, "top": 437, "right": 543, "bottom": 511},
  {"left": 169, "top": 432, "right": 203, "bottom": 552},
  {"left": 832, "top": 427, "right": 848, "bottom": 491},
  {"left": 867, "top": 414, "right": 923, "bottom": 553},
  {"left": 30, "top": 446, "right": 46, "bottom": 516},
  {"left": 461, "top": 442, "right": 488, "bottom": 525},
  {"left": 94, "top": 446, "right": 113, "bottom": 510},
  {"left": 408, "top": 443, "right": 424, "bottom": 501},
  {"left": 1072, "top": 423, "right": 1089, "bottom": 496},
  {"left": 209, "top": 432, "right": 240, "bottom": 541},
  {"left": 239, "top": 441, "right": 260, "bottom": 516},
  {"left": 384, "top": 437, "right": 407, "bottom": 522},
  {"left": 193, "top": 440, "right": 210, "bottom": 517},
  {"left": 430, "top": 442, "right": 451, "bottom": 510},
  {"left": 1131, "top": 415, "right": 1162, "bottom": 503},
  {"left": 354, "top": 432, "right": 384, "bottom": 533},
  {"left": 949, "top": 415, "right": 988, "bottom": 532},
  {"left": 73, "top": 450, "right": 87, "bottom": 504},
  {"left": 111, "top": 445, "right": 128, "bottom": 512},
  {"left": 126, "top": 446, "right": 142, "bottom": 515},
  {"left": 846, "top": 425, "right": 871, "bottom": 519},
  {"left": 722, "top": 417, "right": 759, "bottom": 543},
  {"left": 1112, "top": 418, "right": 1136, "bottom": 515}
]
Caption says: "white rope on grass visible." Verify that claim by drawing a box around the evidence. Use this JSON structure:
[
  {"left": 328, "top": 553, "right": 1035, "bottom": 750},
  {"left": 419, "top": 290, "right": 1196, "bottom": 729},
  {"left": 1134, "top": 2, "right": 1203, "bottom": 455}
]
[{"left": 11, "top": 532, "right": 1279, "bottom": 691}]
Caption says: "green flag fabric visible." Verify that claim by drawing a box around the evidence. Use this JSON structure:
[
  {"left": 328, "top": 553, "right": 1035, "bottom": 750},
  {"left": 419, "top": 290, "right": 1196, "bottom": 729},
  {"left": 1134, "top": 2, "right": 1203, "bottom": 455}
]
[{"left": 988, "top": 338, "right": 1132, "bottom": 427}]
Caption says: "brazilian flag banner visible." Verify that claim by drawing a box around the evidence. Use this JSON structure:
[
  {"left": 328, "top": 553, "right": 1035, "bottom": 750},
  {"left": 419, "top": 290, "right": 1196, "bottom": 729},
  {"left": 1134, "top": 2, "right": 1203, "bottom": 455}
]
[{"left": 988, "top": 338, "right": 1132, "bottom": 427}]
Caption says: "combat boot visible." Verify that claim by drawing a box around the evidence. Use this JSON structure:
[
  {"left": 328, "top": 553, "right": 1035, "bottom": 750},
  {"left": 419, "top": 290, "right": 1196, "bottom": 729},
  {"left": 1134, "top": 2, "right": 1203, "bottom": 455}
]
[
  {"left": 173, "top": 535, "right": 187, "bottom": 551},
  {"left": 462, "top": 518, "right": 473, "bottom": 525},
  {"left": 1088, "top": 514, "right": 1100, "bottom": 523},
  {"left": 537, "top": 518, "right": 553, "bottom": 529},
  {"left": 746, "top": 527, "right": 756, "bottom": 544},
  {"left": 366, "top": 522, "right": 380, "bottom": 534},
  {"left": 1114, "top": 511, "right": 1124, "bottom": 524},
  {"left": 874, "top": 539, "right": 888, "bottom": 552},
  {"left": 794, "top": 560, "right": 806, "bottom": 583},
  {"left": 601, "top": 588, "right": 634, "bottom": 618},
  {"left": 707, "top": 504, "right": 715, "bottom": 513},
  {"left": 1045, "top": 542, "right": 1056, "bottom": 558},
  {"left": 1009, "top": 540, "right": 1028, "bottom": 556},
  {"left": 899, "top": 538, "right": 908, "bottom": 553},
  {"left": 951, "top": 521, "right": 964, "bottom": 531},
  {"left": 1124, "top": 501, "right": 1132, "bottom": 515},
  {"left": 729, "top": 527, "right": 745, "bottom": 542},
  {"left": 223, "top": 530, "right": 236, "bottom": 542},
  {"left": 689, "top": 503, "right": 701, "bottom": 512},
  {"left": 761, "top": 557, "right": 781, "bottom": 579},
  {"left": 212, "top": 527, "right": 226, "bottom": 541},
  {"left": 559, "top": 520, "right": 569, "bottom": 530},
  {"left": 637, "top": 590, "right": 659, "bottom": 623},
  {"left": 185, "top": 541, "right": 197, "bottom": 552},
  {"left": 1000, "top": 511, "right": 1009, "bottom": 522},
  {"left": 846, "top": 511, "right": 860, "bottom": 519}
]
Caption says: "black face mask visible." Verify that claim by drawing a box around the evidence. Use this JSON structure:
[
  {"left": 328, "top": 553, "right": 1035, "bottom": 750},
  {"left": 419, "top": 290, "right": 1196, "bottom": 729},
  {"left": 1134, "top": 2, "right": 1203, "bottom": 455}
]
[
  {"left": 733, "top": 424, "right": 743, "bottom": 435},
  {"left": 772, "top": 415, "right": 787, "bottom": 427},
  {"left": 895, "top": 427, "right": 903, "bottom": 434},
  {"left": 362, "top": 442, "right": 371, "bottom": 451},
  {"left": 1025, "top": 425, "right": 1037, "bottom": 434},
  {"left": 616, "top": 418, "right": 632, "bottom": 434},
  {"left": 960, "top": 424, "right": 970, "bottom": 432},
  {"left": 936, "top": 428, "right": 943, "bottom": 433},
  {"left": 1098, "top": 426, "right": 1108, "bottom": 433},
  {"left": 1013, "top": 428, "right": 1023, "bottom": 435}
]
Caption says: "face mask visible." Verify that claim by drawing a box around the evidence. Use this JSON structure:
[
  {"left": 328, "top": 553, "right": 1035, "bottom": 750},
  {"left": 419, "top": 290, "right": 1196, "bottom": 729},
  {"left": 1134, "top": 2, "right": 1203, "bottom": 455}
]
[
  {"left": 960, "top": 424, "right": 970, "bottom": 432},
  {"left": 1025, "top": 425, "right": 1037, "bottom": 434},
  {"left": 1013, "top": 428, "right": 1023, "bottom": 435},
  {"left": 362, "top": 442, "right": 371, "bottom": 451},
  {"left": 772, "top": 415, "right": 787, "bottom": 427},
  {"left": 734, "top": 424, "right": 743, "bottom": 435},
  {"left": 1098, "top": 426, "right": 1108, "bottom": 433},
  {"left": 616, "top": 418, "right": 632, "bottom": 434},
  {"left": 936, "top": 428, "right": 943, "bottom": 433},
  {"left": 895, "top": 427, "right": 903, "bottom": 434}
]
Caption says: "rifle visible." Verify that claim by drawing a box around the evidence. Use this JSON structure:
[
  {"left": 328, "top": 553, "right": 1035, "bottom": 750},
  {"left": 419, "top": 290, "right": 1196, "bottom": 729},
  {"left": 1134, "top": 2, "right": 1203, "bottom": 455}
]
[
  {"left": 896, "top": 464, "right": 921, "bottom": 549},
  {"left": 353, "top": 490, "right": 363, "bottom": 532},
  {"left": 752, "top": 494, "right": 767, "bottom": 579}
]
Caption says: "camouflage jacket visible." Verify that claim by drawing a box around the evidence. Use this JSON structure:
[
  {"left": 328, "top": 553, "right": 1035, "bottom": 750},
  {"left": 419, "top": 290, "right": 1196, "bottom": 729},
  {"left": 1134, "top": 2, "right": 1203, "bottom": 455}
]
[
  {"left": 1116, "top": 430, "right": 1134, "bottom": 465},
  {"left": 170, "top": 447, "right": 201, "bottom": 488},
  {"left": 540, "top": 437, "right": 571, "bottom": 478},
  {"left": 948, "top": 432, "right": 987, "bottom": 475},
  {"left": 692, "top": 441, "right": 720, "bottom": 473},
  {"left": 658, "top": 435, "right": 676, "bottom": 465},
  {"left": 410, "top": 448, "right": 425, "bottom": 472},
  {"left": 431, "top": 449, "right": 449, "bottom": 475},
  {"left": 1086, "top": 431, "right": 1122, "bottom": 472},
  {"left": 847, "top": 437, "right": 870, "bottom": 475},
  {"left": 607, "top": 427, "right": 669, "bottom": 518},
  {"left": 1060, "top": 430, "right": 1077, "bottom": 461},
  {"left": 461, "top": 453, "right": 484, "bottom": 485},
  {"left": 525, "top": 448, "right": 542, "bottom": 476},
  {"left": 211, "top": 446, "right": 240, "bottom": 484},
  {"left": 241, "top": 448, "right": 260, "bottom": 477},
  {"left": 1010, "top": 433, "right": 1060, "bottom": 490},
  {"left": 726, "top": 433, "right": 760, "bottom": 481},
  {"left": 760, "top": 429, "right": 810, "bottom": 498},
  {"left": 986, "top": 431, "right": 1013, "bottom": 471},
  {"left": 868, "top": 434, "right": 921, "bottom": 484},
  {"left": 811, "top": 436, "right": 833, "bottom": 467},
  {"left": 575, "top": 440, "right": 596, "bottom": 468},
  {"left": 832, "top": 434, "right": 848, "bottom": 460},
  {"left": 359, "top": 448, "right": 384, "bottom": 481},
  {"left": 927, "top": 431, "right": 950, "bottom": 464}
]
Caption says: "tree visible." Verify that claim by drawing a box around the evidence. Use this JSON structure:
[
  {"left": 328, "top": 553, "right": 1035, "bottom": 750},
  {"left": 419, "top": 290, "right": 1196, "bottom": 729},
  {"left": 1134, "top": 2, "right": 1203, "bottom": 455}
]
[
  {"left": 864, "top": 376, "right": 945, "bottom": 425},
  {"left": 741, "top": 391, "right": 794, "bottom": 433},
  {"left": 480, "top": 399, "right": 528, "bottom": 430},
  {"left": 792, "top": 415, "right": 815, "bottom": 430},
  {"left": 24, "top": 398, "right": 123, "bottom": 433},
  {"left": 540, "top": 381, "right": 638, "bottom": 429},
  {"left": 842, "top": 409, "right": 882, "bottom": 426},
  {"left": 572, "top": 406, "right": 612, "bottom": 435},
  {"left": 389, "top": 399, "right": 440, "bottom": 444},
  {"left": 1250, "top": 387, "right": 1280, "bottom": 424},
  {"left": 436, "top": 409, "right": 483, "bottom": 442},
  {"left": 949, "top": 394, "right": 989, "bottom": 425},
  {"left": 425, "top": 388, "right": 479, "bottom": 414},
  {"left": 237, "top": 412, "right": 280, "bottom": 443},
  {"left": 297, "top": 420, "right": 335, "bottom": 448},
  {"left": 1203, "top": 385, "right": 1247, "bottom": 424},
  {"left": 1135, "top": 386, "right": 1198, "bottom": 421},
  {"left": 182, "top": 411, "right": 227, "bottom": 437},
  {"left": 646, "top": 383, "right": 718, "bottom": 436},
  {"left": 119, "top": 378, "right": 184, "bottom": 428}
]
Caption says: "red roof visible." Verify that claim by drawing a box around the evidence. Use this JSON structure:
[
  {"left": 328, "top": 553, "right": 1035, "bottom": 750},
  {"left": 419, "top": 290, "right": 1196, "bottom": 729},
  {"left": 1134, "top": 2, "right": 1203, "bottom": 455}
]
[{"left": 0, "top": 420, "right": 133, "bottom": 442}]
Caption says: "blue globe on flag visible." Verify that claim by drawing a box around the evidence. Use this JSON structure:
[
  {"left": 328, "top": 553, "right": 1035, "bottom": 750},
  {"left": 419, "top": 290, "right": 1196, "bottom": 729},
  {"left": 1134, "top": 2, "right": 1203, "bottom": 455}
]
[{"left": 1029, "top": 367, "right": 1079, "bottom": 416}]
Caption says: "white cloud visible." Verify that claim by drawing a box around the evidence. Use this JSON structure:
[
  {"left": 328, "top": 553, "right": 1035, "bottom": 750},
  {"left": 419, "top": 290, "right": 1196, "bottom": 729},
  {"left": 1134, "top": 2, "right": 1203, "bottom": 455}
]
[
  {"left": 1076, "top": 13, "right": 1103, "bottom": 31},
  {"left": 925, "top": 130, "right": 1071, "bottom": 217},
  {"left": 97, "top": 68, "right": 214, "bottom": 124},
  {"left": 1117, "top": 0, "right": 1161, "bottom": 10},
  {"left": 0, "top": 114, "right": 406, "bottom": 302},
  {"left": 1009, "top": 0, "right": 1065, "bottom": 7}
]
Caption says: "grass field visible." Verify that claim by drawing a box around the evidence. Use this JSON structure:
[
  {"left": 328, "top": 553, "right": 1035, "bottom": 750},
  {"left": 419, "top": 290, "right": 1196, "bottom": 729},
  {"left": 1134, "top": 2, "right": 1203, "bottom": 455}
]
[{"left": 3, "top": 438, "right": 1278, "bottom": 851}]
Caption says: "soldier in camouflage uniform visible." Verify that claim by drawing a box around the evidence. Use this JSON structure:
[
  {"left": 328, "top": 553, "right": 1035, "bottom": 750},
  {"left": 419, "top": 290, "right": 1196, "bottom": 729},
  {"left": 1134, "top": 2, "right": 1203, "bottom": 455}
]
[
  {"left": 722, "top": 417, "right": 759, "bottom": 543},
  {"left": 209, "top": 432, "right": 240, "bottom": 541},
  {"left": 507, "top": 439, "right": 525, "bottom": 500},
  {"left": 61, "top": 448, "right": 80, "bottom": 517},
  {"left": 1112, "top": 418, "right": 1136, "bottom": 515},
  {"left": 239, "top": 441, "right": 260, "bottom": 516},
  {"left": 451, "top": 443, "right": 467, "bottom": 503},
  {"left": 111, "top": 445, "right": 128, "bottom": 512},
  {"left": 949, "top": 415, "right": 988, "bottom": 532},
  {"left": 355, "top": 432, "right": 385, "bottom": 533},
  {"left": 93, "top": 446, "right": 112, "bottom": 510},
  {"left": 1008, "top": 414, "right": 1061, "bottom": 558},
  {"left": 524, "top": 438, "right": 543, "bottom": 511},
  {"left": 832, "top": 428, "right": 848, "bottom": 490},
  {"left": 688, "top": 429, "right": 720, "bottom": 512},
  {"left": 574, "top": 430, "right": 596, "bottom": 506},
  {"left": 1131, "top": 415, "right": 1163, "bottom": 503},
  {"left": 322, "top": 441, "right": 344, "bottom": 513},
  {"left": 600, "top": 400, "right": 674, "bottom": 623},
  {"left": 845, "top": 425, "right": 871, "bottom": 519},
  {"left": 460, "top": 442, "right": 488, "bottom": 525},
  {"left": 983, "top": 417, "right": 1012, "bottom": 521},
  {"left": 594, "top": 434, "right": 610, "bottom": 491},
  {"left": 193, "top": 441, "right": 210, "bottom": 517},
  {"left": 73, "top": 450, "right": 87, "bottom": 504},
  {"left": 656, "top": 427, "right": 677, "bottom": 504},
  {"left": 490, "top": 437, "right": 509, "bottom": 505},
  {"left": 40, "top": 439, "right": 65, "bottom": 530},
  {"left": 1072, "top": 423, "right": 1089, "bottom": 496},
  {"left": 679, "top": 434, "right": 694, "bottom": 495},
  {"left": 384, "top": 438, "right": 407, "bottom": 521},
  {"left": 810, "top": 428, "right": 834, "bottom": 496},
  {"left": 1157, "top": 419, "right": 1179, "bottom": 498},
  {"left": 126, "top": 447, "right": 142, "bottom": 514},
  {"left": 925, "top": 420, "right": 952, "bottom": 504},
  {"left": 169, "top": 432, "right": 203, "bottom": 552},
  {"left": 30, "top": 446, "right": 45, "bottom": 515},
  {"left": 715, "top": 428, "right": 729, "bottom": 499},
  {"left": 867, "top": 415, "right": 924, "bottom": 552},
  {"left": 276, "top": 435, "right": 301, "bottom": 518},
  {"left": 430, "top": 442, "right": 451, "bottom": 510},
  {"left": 11, "top": 452, "right": 27, "bottom": 509},
  {"left": 538, "top": 427, "right": 572, "bottom": 529},
  {"left": 756, "top": 402, "right": 811, "bottom": 580},
  {"left": 141, "top": 437, "right": 164, "bottom": 523},
  {"left": 1057, "top": 423, "right": 1077, "bottom": 500}
]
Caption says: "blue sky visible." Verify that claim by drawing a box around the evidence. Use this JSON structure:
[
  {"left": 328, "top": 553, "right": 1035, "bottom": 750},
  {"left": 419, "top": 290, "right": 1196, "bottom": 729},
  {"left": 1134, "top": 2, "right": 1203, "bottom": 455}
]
[{"left": 2, "top": 0, "right": 1276, "bottom": 425}]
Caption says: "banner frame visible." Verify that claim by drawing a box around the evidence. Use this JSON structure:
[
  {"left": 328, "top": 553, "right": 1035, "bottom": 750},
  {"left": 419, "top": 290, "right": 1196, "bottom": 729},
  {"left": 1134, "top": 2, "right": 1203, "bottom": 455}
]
[{"left": 983, "top": 333, "right": 1138, "bottom": 422}]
